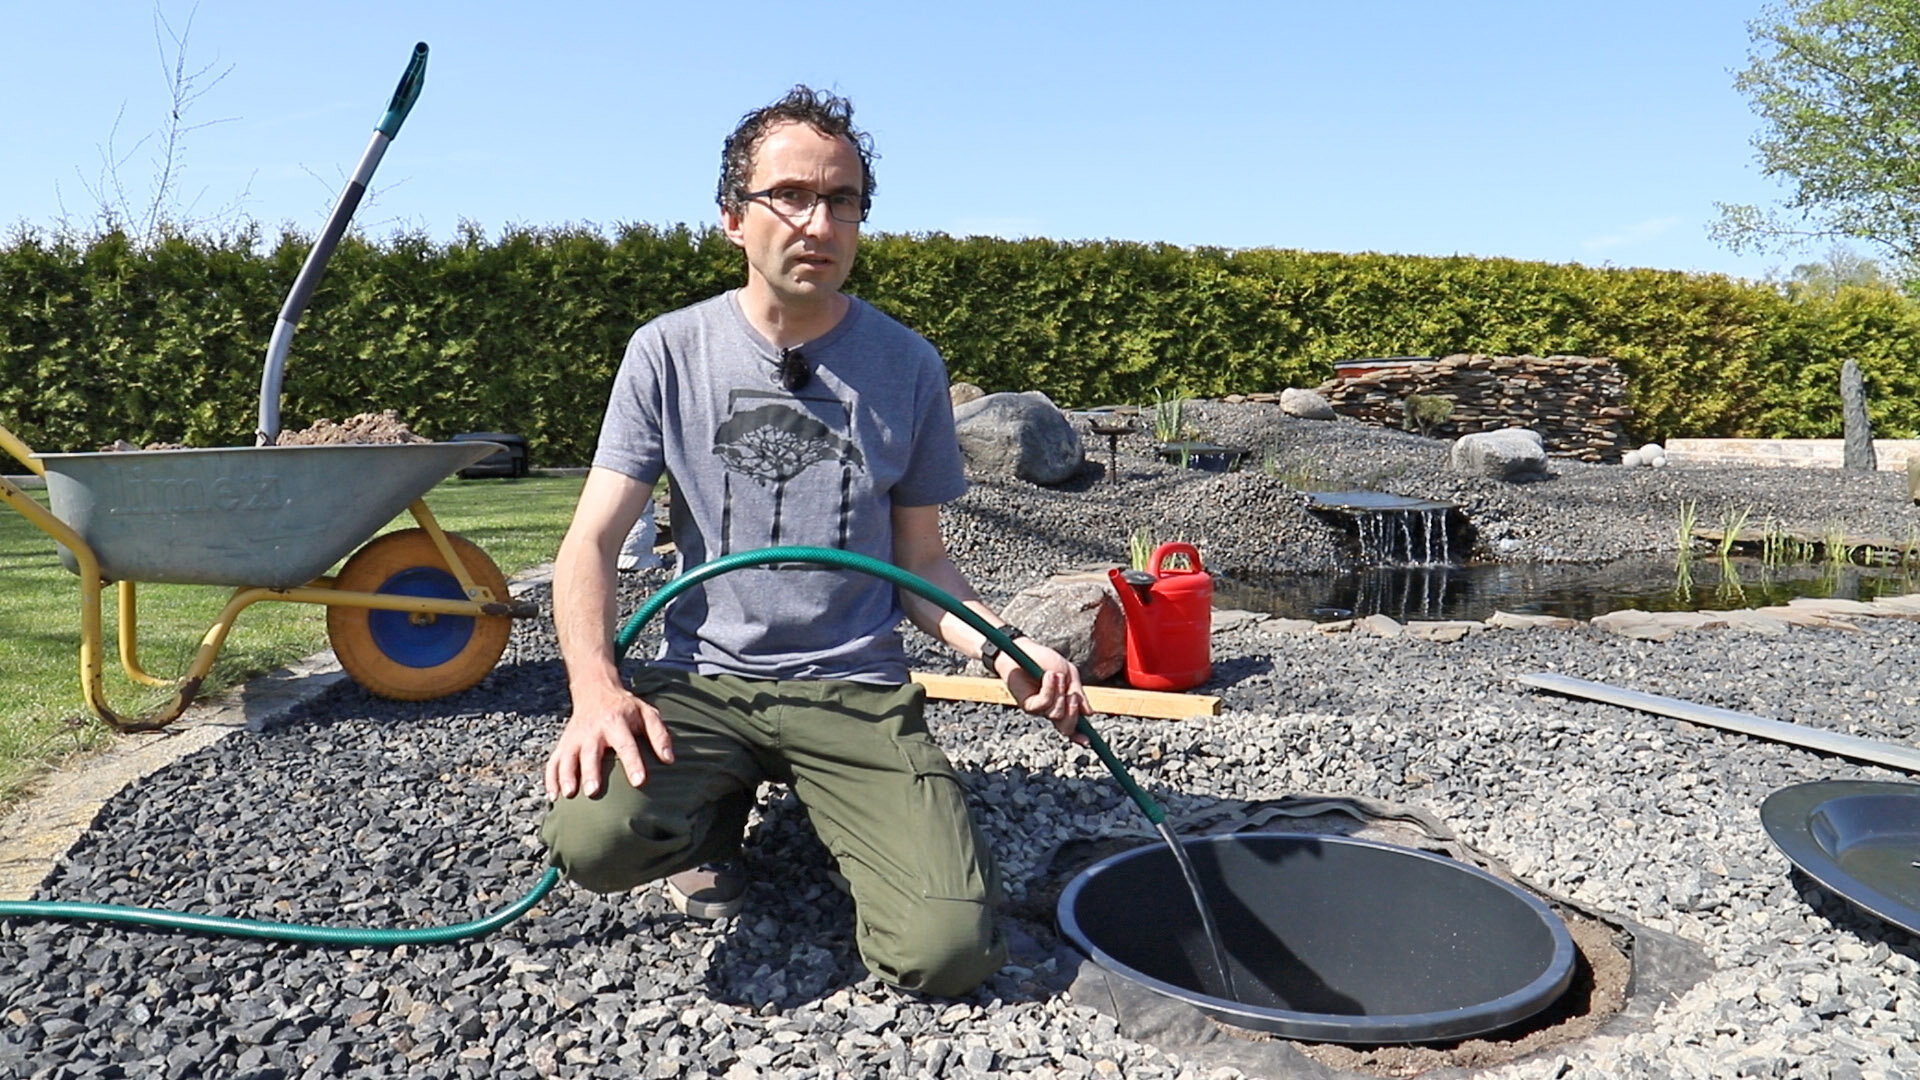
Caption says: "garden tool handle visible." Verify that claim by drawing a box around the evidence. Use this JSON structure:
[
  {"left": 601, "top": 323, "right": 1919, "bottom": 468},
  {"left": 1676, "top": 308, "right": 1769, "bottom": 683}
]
[
  {"left": 256, "top": 41, "right": 430, "bottom": 443},
  {"left": 378, "top": 43, "right": 430, "bottom": 138},
  {"left": 613, "top": 545, "right": 1171, "bottom": 827}
]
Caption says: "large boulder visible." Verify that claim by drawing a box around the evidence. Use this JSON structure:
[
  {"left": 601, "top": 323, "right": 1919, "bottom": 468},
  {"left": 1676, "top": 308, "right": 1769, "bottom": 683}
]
[
  {"left": 970, "top": 578, "right": 1125, "bottom": 682},
  {"left": 1449, "top": 428, "right": 1548, "bottom": 481},
  {"left": 953, "top": 391, "right": 1085, "bottom": 485},
  {"left": 949, "top": 381, "right": 986, "bottom": 408},
  {"left": 1279, "top": 388, "right": 1337, "bottom": 420}
]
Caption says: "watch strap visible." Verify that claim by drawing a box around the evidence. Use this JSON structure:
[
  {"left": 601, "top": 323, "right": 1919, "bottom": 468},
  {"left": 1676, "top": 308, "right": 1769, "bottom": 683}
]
[{"left": 978, "top": 624, "right": 1027, "bottom": 672}]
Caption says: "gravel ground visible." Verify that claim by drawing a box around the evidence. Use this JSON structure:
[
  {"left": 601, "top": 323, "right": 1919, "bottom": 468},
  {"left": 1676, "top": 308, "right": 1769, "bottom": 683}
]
[{"left": 5, "top": 404, "right": 1920, "bottom": 1079}]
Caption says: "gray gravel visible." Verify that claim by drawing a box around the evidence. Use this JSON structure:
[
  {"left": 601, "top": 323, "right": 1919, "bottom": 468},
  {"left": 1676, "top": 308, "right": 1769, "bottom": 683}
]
[{"left": 6, "top": 404, "right": 1920, "bottom": 1079}]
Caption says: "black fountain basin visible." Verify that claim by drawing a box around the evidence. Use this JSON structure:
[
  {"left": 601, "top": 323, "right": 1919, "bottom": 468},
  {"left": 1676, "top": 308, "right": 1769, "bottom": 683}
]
[
  {"left": 1057, "top": 834, "right": 1578, "bottom": 1043},
  {"left": 1155, "top": 441, "right": 1249, "bottom": 472},
  {"left": 1762, "top": 779, "right": 1920, "bottom": 936}
]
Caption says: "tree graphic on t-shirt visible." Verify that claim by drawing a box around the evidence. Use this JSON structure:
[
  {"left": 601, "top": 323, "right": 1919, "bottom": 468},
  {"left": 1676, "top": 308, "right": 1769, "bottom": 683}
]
[{"left": 713, "top": 403, "right": 864, "bottom": 545}]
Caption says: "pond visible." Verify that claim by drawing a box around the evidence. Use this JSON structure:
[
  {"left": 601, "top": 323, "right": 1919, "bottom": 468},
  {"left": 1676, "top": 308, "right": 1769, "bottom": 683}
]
[{"left": 1214, "top": 557, "right": 1920, "bottom": 624}]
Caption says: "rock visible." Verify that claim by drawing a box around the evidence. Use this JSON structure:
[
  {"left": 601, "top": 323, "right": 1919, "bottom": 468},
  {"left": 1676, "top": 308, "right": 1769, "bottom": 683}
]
[
  {"left": 953, "top": 391, "right": 1085, "bottom": 486},
  {"left": 986, "top": 578, "right": 1125, "bottom": 682},
  {"left": 1719, "top": 609, "right": 1790, "bottom": 636},
  {"left": 1449, "top": 428, "right": 1547, "bottom": 480},
  {"left": 1279, "top": 388, "right": 1337, "bottom": 420},
  {"left": 1591, "top": 609, "right": 1729, "bottom": 641},
  {"left": 1209, "top": 608, "right": 1268, "bottom": 634},
  {"left": 1842, "top": 360, "right": 1876, "bottom": 471},
  {"left": 1486, "top": 611, "right": 1579, "bottom": 631},
  {"left": 1358, "top": 613, "right": 1403, "bottom": 638},
  {"left": 1404, "top": 620, "right": 1480, "bottom": 642},
  {"left": 949, "top": 381, "right": 986, "bottom": 408},
  {"left": 1624, "top": 450, "right": 1645, "bottom": 468}
]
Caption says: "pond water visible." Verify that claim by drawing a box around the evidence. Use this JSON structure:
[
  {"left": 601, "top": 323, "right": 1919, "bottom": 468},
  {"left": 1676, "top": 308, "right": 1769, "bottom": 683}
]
[{"left": 1215, "top": 557, "right": 1920, "bottom": 624}]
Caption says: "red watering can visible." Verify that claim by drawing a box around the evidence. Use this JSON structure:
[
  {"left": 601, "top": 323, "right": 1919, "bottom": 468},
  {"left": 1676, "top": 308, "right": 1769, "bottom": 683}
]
[{"left": 1108, "top": 542, "right": 1212, "bottom": 692}]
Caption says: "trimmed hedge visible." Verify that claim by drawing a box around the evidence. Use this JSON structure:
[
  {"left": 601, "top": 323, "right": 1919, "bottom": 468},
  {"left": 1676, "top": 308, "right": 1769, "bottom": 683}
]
[{"left": 4, "top": 225, "right": 1918, "bottom": 466}]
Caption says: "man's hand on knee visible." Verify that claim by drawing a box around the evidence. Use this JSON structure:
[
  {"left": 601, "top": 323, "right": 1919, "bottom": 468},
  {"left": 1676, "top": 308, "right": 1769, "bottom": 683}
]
[{"left": 544, "top": 684, "right": 674, "bottom": 799}]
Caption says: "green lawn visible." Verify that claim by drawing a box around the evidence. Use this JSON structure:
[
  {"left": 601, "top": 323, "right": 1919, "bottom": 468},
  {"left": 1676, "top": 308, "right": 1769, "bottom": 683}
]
[{"left": 0, "top": 474, "right": 584, "bottom": 808}]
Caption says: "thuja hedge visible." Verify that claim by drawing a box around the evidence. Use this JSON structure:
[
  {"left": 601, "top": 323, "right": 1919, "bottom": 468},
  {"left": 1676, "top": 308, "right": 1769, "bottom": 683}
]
[{"left": 4, "top": 223, "right": 1919, "bottom": 466}]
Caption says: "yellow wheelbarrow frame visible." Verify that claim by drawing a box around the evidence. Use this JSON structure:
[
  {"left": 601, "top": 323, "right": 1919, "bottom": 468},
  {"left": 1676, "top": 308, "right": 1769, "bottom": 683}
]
[{"left": 1, "top": 425, "right": 537, "bottom": 733}]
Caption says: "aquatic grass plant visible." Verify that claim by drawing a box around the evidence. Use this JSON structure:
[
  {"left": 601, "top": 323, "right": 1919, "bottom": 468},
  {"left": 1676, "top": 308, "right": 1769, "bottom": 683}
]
[
  {"left": 1675, "top": 500, "right": 1699, "bottom": 563},
  {"left": 1715, "top": 558, "right": 1748, "bottom": 605},
  {"left": 1821, "top": 522, "right": 1858, "bottom": 567},
  {"left": 1150, "top": 391, "right": 1188, "bottom": 443},
  {"left": 1672, "top": 549, "right": 1695, "bottom": 599},
  {"left": 1759, "top": 518, "right": 1789, "bottom": 568},
  {"left": 1129, "top": 526, "right": 1155, "bottom": 571},
  {"left": 1716, "top": 505, "right": 1753, "bottom": 561}
]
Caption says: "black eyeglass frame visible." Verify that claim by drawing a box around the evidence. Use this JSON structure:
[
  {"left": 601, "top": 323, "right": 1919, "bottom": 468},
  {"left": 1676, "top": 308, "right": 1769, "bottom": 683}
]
[{"left": 743, "top": 185, "right": 870, "bottom": 224}]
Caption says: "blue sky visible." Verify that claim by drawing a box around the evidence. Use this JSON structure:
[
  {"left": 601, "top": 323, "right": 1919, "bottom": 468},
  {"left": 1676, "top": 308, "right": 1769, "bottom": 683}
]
[{"left": 2, "top": 1, "right": 1808, "bottom": 280}]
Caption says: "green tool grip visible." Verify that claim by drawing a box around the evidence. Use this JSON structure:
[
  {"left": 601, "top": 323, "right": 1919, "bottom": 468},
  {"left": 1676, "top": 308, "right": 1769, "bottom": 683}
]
[
  {"left": 376, "top": 42, "right": 429, "bottom": 137},
  {"left": 613, "top": 545, "right": 1168, "bottom": 826}
]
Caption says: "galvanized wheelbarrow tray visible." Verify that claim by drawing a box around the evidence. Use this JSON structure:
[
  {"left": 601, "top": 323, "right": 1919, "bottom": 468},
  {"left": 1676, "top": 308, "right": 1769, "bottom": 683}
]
[{"left": 0, "top": 43, "right": 538, "bottom": 732}]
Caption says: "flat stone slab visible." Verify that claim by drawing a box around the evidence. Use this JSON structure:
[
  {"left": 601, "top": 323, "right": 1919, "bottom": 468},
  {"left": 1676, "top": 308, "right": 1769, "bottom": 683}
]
[
  {"left": 1591, "top": 609, "right": 1730, "bottom": 641},
  {"left": 1665, "top": 438, "right": 1920, "bottom": 472},
  {"left": 1487, "top": 611, "right": 1580, "bottom": 631}
]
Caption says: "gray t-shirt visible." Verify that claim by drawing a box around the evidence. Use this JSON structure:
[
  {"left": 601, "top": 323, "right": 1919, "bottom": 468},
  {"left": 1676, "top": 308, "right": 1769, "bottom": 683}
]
[{"left": 593, "top": 291, "right": 967, "bottom": 683}]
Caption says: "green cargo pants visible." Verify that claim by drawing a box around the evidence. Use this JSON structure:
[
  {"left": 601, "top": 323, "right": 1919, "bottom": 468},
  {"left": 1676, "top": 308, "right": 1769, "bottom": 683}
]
[{"left": 541, "top": 669, "right": 1006, "bottom": 997}]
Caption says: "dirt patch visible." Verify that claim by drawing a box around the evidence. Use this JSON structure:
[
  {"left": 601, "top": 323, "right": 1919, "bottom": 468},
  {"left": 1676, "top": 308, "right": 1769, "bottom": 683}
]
[
  {"left": 1270, "top": 903, "right": 1629, "bottom": 1076},
  {"left": 274, "top": 410, "right": 426, "bottom": 446}
]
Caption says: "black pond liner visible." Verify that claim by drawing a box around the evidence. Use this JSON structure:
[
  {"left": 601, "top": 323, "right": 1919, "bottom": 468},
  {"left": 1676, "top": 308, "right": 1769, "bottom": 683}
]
[{"left": 1056, "top": 833, "right": 1578, "bottom": 1044}]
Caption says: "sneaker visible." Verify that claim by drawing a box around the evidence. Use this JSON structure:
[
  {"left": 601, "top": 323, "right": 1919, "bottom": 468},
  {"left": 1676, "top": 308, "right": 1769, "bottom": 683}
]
[{"left": 665, "top": 860, "right": 747, "bottom": 920}]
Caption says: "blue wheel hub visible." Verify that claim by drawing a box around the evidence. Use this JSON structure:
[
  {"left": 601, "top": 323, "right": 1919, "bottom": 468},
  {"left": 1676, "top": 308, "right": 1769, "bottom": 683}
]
[{"left": 369, "top": 567, "right": 475, "bottom": 668}]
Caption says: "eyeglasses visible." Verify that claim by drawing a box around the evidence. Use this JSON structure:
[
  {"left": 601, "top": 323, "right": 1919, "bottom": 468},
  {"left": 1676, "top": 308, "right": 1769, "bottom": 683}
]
[
  {"left": 745, "top": 186, "right": 868, "bottom": 224},
  {"left": 778, "top": 347, "right": 812, "bottom": 391}
]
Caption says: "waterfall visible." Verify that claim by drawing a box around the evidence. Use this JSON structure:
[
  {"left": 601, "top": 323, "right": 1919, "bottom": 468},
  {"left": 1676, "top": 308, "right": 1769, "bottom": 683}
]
[{"left": 1354, "top": 507, "right": 1452, "bottom": 567}]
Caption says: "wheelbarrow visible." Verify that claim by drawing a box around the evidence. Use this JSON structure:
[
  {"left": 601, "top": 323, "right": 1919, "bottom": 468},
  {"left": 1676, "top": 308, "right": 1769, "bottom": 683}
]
[{"left": 0, "top": 43, "right": 539, "bottom": 732}]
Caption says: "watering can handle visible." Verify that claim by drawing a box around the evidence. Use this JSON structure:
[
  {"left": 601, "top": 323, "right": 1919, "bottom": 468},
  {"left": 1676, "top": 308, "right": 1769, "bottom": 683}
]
[
  {"left": 377, "top": 43, "right": 430, "bottom": 138},
  {"left": 1151, "top": 542, "right": 1204, "bottom": 575}
]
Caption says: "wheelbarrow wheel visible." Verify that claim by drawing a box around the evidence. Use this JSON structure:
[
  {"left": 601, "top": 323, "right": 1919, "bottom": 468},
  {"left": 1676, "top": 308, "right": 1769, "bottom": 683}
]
[{"left": 328, "top": 529, "right": 512, "bottom": 701}]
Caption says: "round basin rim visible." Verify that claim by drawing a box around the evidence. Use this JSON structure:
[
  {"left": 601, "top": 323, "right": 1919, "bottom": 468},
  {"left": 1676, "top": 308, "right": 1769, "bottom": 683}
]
[{"left": 1055, "top": 833, "right": 1580, "bottom": 1042}]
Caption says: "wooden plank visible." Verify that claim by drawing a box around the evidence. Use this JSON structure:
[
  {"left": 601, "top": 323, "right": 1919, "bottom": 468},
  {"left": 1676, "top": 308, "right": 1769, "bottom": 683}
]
[
  {"left": 1517, "top": 672, "right": 1920, "bottom": 773},
  {"left": 909, "top": 672, "right": 1221, "bottom": 719}
]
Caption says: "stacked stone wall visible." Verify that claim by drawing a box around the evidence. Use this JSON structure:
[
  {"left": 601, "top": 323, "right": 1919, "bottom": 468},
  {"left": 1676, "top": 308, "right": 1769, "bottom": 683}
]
[{"left": 1311, "top": 354, "right": 1633, "bottom": 463}]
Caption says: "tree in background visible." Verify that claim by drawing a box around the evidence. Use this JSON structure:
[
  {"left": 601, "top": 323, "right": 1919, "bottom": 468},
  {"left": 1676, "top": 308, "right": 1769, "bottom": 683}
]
[
  {"left": 1712, "top": 0, "right": 1920, "bottom": 284},
  {"left": 1779, "top": 243, "right": 1896, "bottom": 296},
  {"left": 56, "top": 4, "right": 249, "bottom": 245}
]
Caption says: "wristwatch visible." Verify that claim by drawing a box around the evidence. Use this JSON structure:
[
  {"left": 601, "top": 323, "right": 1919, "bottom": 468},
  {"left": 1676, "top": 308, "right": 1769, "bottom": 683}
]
[{"left": 978, "top": 624, "right": 1029, "bottom": 673}]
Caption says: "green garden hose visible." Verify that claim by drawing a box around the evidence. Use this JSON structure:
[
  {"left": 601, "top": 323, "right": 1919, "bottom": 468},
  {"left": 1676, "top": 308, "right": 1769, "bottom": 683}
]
[
  {"left": 0, "top": 870, "right": 559, "bottom": 945},
  {"left": 615, "top": 546, "right": 1169, "bottom": 825},
  {"left": 0, "top": 546, "right": 1166, "bottom": 942}
]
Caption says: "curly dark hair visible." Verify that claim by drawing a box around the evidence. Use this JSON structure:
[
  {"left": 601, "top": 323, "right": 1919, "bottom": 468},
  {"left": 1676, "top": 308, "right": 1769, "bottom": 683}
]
[{"left": 717, "top": 85, "right": 877, "bottom": 217}]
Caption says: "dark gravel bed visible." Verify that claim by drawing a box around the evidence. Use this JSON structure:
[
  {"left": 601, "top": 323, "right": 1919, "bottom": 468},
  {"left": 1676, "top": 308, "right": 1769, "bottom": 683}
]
[{"left": 6, "top": 406, "right": 1920, "bottom": 1079}]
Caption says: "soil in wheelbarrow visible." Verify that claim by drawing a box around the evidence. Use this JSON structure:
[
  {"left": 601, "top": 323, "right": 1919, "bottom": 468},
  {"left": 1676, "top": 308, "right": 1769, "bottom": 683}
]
[
  {"left": 101, "top": 410, "right": 428, "bottom": 451},
  {"left": 272, "top": 410, "right": 428, "bottom": 446}
]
